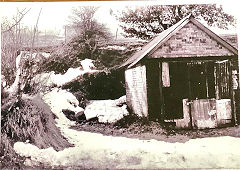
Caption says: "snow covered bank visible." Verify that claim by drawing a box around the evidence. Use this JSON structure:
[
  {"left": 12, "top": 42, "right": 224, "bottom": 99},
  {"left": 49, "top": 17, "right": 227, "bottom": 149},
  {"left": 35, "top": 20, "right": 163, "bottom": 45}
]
[
  {"left": 34, "top": 67, "right": 97, "bottom": 87},
  {"left": 84, "top": 96, "right": 128, "bottom": 123},
  {"left": 42, "top": 88, "right": 128, "bottom": 125},
  {"left": 14, "top": 134, "right": 240, "bottom": 168},
  {"left": 42, "top": 88, "right": 83, "bottom": 127},
  {"left": 7, "top": 51, "right": 50, "bottom": 93},
  {"left": 34, "top": 58, "right": 98, "bottom": 87},
  {"left": 104, "top": 45, "right": 127, "bottom": 51}
]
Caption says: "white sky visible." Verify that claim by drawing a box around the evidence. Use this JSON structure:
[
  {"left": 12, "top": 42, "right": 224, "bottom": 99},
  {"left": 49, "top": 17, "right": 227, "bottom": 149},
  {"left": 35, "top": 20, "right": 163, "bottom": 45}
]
[{"left": 0, "top": 0, "right": 239, "bottom": 37}]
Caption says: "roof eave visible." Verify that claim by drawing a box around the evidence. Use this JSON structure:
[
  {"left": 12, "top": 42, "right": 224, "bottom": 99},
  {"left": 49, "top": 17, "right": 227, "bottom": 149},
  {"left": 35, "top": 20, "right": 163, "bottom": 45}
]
[
  {"left": 190, "top": 18, "right": 238, "bottom": 56},
  {"left": 127, "top": 15, "right": 192, "bottom": 69}
]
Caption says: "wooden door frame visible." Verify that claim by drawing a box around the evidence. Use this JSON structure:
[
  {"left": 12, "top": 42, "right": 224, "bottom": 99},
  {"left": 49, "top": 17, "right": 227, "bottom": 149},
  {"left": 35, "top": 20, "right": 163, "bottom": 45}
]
[{"left": 154, "top": 57, "right": 237, "bottom": 127}]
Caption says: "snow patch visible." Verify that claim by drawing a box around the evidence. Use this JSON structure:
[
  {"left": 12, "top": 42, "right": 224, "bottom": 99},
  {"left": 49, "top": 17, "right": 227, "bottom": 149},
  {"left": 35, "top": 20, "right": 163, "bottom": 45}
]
[
  {"left": 1, "top": 74, "right": 7, "bottom": 88},
  {"left": 34, "top": 67, "right": 98, "bottom": 87},
  {"left": 34, "top": 59, "right": 98, "bottom": 87},
  {"left": 14, "top": 135, "right": 240, "bottom": 168},
  {"left": 40, "top": 52, "right": 51, "bottom": 58},
  {"left": 80, "top": 58, "right": 95, "bottom": 71},
  {"left": 84, "top": 96, "right": 128, "bottom": 123},
  {"left": 104, "top": 45, "right": 127, "bottom": 51},
  {"left": 42, "top": 88, "right": 84, "bottom": 127}
]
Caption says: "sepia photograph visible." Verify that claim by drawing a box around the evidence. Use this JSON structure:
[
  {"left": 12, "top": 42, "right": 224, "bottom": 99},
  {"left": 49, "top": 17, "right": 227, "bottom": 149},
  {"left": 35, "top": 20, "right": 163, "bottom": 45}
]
[{"left": 1, "top": 0, "right": 240, "bottom": 169}]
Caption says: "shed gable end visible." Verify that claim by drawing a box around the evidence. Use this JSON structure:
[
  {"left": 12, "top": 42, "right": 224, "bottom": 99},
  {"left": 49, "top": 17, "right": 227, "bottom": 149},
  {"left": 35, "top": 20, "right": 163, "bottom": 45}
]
[{"left": 150, "top": 21, "right": 234, "bottom": 58}]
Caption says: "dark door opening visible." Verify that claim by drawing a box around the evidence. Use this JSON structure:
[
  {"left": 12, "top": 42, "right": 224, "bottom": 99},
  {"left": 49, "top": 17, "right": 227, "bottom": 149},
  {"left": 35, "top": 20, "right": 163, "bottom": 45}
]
[
  {"left": 162, "top": 62, "right": 189, "bottom": 119},
  {"left": 162, "top": 61, "right": 216, "bottom": 120},
  {"left": 188, "top": 62, "right": 215, "bottom": 100}
]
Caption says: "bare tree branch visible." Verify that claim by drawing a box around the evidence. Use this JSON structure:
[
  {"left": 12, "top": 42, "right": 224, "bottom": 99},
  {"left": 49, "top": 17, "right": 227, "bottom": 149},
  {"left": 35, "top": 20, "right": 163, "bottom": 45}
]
[
  {"left": 2, "top": 8, "right": 31, "bottom": 33},
  {"left": 31, "top": 8, "right": 42, "bottom": 49}
]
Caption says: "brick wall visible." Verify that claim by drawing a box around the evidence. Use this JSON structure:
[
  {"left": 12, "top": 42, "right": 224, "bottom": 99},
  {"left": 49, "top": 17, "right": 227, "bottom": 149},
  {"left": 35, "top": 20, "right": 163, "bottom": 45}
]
[
  {"left": 151, "top": 21, "right": 234, "bottom": 58},
  {"left": 125, "top": 65, "right": 148, "bottom": 117}
]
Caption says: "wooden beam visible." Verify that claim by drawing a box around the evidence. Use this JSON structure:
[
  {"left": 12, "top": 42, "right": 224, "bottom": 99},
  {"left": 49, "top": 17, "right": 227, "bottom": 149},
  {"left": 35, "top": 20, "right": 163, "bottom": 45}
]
[
  {"left": 158, "top": 62, "right": 164, "bottom": 121},
  {"left": 229, "top": 60, "right": 238, "bottom": 125},
  {"left": 205, "top": 63, "right": 209, "bottom": 98},
  {"left": 187, "top": 64, "right": 193, "bottom": 129},
  {"left": 214, "top": 63, "right": 220, "bottom": 100},
  {"left": 149, "top": 55, "right": 236, "bottom": 62}
]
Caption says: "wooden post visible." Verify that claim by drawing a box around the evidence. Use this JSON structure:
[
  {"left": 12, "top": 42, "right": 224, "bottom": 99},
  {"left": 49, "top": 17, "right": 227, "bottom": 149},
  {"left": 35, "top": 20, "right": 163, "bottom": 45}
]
[
  {"left": 187, "top": 63, "right": 193, "bottom": 129},
  {"left": 205, "top": 62, "right": 209, "bottom": 98},
  {"left": 215, "top": 62, "right": 220, "bottom": 100},
  {"left": 229, "top": 60, "right": 237, "bottom": 125},
  {"left": 159, "top": 62, "right": 164, "bottom": 121}
]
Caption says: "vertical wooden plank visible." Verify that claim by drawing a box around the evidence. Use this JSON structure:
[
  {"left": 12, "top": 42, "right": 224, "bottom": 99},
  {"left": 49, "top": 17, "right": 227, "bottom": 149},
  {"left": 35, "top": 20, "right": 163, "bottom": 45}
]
[
  {"left": 215, "top": 63, "right": 220, "bottom": 100},
  {"left": 229, "top": 60, "right": 237, "bottom": 125},
  {"left": 159, "top": 62, "right": 164, "bottom": 121},
  {"left": 162, "top": 62, "right": 170, "bottom": 87},
  {"left": 220, "top": 64, "right": 224, "bottom": 98},
  {"left": 203, "top": 100, "right": 209, "bottom": 120},
  {"left": 227, "top": 62, "right": 230, "bottom": 96},
  {"left": 224, "top": 62, "right": 227, "bottom": 97},
  {"left": 205, "top": 63, "right": 209, "bottom": 98},
  {"left": 187, "top": 64, "right": 193, "bottom": 129},
  {"left": 191, "top": 101, "right": 196, "bottom": 128},
  {"left": 199, "top": 100, "right": 202, "bottom": 121},
  {"left": 182, "top": 99, "right": 191, "bottom": 128}
]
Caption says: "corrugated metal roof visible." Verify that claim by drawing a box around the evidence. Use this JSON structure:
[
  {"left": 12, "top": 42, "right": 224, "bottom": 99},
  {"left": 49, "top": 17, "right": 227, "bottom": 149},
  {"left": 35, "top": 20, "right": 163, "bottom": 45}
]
[{"left": 120, "top": 14, "right": 238, "bottom": 69}]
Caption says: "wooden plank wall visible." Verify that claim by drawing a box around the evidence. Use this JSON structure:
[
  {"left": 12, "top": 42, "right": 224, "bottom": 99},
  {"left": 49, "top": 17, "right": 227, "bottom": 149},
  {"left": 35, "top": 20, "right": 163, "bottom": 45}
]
[
  {"left": 125, "top": 65, "right": 148, "bottom": 117},
  {"left": 191, "top": 99, "right": 217, "bottom": 129},
  {"left": 215, "top": 60, "right": 230, "bottom": 99}
]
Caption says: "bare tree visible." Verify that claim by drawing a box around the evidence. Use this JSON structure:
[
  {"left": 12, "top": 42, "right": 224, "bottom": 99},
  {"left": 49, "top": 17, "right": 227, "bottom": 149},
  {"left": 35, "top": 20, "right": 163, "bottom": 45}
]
[
  {"left": 1, "top": 8, "right": 43, "bottom": 100},
  {"left": 1, "top": 8, "right": 31, "bottom": 86},
  {"left": 68, "top": 6, "right": 112, "bottom": 59}
]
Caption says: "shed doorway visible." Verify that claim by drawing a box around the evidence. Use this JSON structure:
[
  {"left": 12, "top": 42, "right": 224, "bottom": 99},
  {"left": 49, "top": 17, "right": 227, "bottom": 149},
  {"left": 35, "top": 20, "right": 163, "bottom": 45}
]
[
  {"left": 162, "top": 60, "right": 224, "bottom": 121},
  {"left": 162, "top": 62, "right": 188, "bottom": 119}
]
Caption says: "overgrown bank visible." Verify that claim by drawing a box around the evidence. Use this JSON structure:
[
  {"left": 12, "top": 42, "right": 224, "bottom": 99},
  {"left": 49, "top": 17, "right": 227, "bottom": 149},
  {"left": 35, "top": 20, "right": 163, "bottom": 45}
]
[{"left": 0, "top": 93, "right": 72, "bottom": 168}]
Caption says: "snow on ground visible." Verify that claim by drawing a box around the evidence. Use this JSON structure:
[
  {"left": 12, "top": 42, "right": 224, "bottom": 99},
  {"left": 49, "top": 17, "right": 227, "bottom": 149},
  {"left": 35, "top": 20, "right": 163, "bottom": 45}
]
[
  {"left": 104, "top": 45, "right": 127, "bottom": 51},
  {"left": 80, "top": 59, "right": 95, "bottom": 71},
  {"left": 40, "top": 52, "right": 51, "bottom": 58},
  {"left": 34, "top": 59, "right": 98, "bottom": 87},
  {"left": 14, "top": 132, "right": 240, "bottom": 168},
  {"left": 84, "top": 96, "right": 128, "bottom": 123},
  {"left": 13, "top": 90, "right": 240, "bottom": 168},
  {"left": 42, "top": 88, "right": 83, "bottom": 127},
  {"left": 1, "top": 74, "right": 7, "bottom": 88}
]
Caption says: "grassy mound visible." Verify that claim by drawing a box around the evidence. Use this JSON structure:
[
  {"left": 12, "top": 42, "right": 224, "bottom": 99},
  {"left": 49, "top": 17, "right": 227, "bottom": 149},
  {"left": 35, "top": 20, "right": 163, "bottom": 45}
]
[{"left": 1, "top": 95, "right": 73, "bottom": 168}]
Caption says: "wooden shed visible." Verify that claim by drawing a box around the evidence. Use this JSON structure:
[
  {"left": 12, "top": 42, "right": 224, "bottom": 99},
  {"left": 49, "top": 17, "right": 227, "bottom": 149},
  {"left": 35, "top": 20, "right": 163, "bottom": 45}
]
[{"left": 120, "top": 15, "right": 239, "bottom": 129}]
